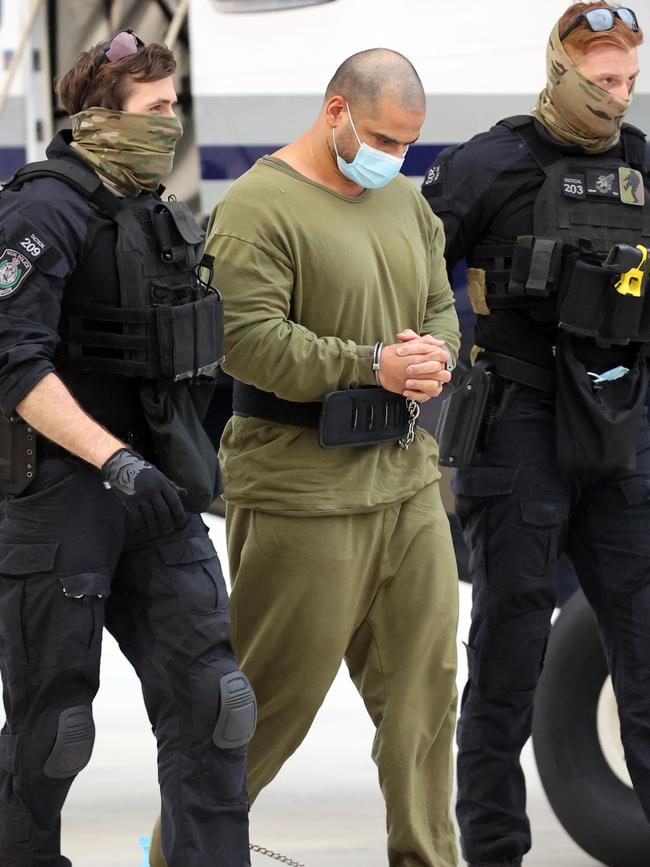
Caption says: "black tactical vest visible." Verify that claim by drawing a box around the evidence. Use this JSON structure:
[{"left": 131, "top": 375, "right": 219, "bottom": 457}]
[
  {"left": 469, "top": 118, "right": 650, "bottom": 470},
  {"left": 1, "top": 157, "right": 224, "bottom": 510},
  {"left": 470, "top": 116, "right": 650, "bottom": 347},
  {"left": 3, "top": 157, "right": 224, "bottom": 381}
]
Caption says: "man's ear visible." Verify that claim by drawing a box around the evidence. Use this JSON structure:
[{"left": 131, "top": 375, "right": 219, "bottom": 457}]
[{"left": 324, "top": 95, "right": 346, "bottom": 129}]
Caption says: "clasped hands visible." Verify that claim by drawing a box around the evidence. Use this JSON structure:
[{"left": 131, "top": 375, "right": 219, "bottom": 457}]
[{"left": 377, "top": 329, "right": 452, "bottom": 403}]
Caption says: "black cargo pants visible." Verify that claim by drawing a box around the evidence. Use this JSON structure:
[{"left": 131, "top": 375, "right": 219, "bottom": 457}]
[
  {"left": 454, "top": 385, "right": 650, "bottom": 865},
  {"left": 0, "top": 456, "right": 250, "bottom": 867}
]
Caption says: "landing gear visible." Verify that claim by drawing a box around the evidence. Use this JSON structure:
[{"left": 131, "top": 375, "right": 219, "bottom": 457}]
[{"left": 533, "top": 590, "right": 650, "bottom": 867}]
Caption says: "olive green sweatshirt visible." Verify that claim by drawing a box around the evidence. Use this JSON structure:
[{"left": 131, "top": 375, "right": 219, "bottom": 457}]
[{"left": 207, "top": 156, "right": 460, "bottom": 514}]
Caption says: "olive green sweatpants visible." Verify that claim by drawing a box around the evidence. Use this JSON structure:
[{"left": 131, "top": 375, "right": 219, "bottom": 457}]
[{"left": 150, "top": 481, "right": 459, "bottom": 867}]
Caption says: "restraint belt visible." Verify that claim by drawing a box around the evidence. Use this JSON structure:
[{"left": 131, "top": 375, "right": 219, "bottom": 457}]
[
  {"left": 233, "top": 381, "right": 322, "bottom": 428},
  {"left": 232, "top": 381, "right": 414, "bottom": 448}
]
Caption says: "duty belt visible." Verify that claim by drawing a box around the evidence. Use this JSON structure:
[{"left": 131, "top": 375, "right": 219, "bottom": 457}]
[
  {"left": 36, "top": 427, "right": 153, "bottom": 460},
  {"left": 478, "top": 351, "right": 555, "bottom": 393},
  {"left": 232, "top": 381, "right": 418, "bottom": 449}
]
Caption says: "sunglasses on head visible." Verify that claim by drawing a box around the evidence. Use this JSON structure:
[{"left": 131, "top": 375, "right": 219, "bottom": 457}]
[
  {"left": 78, "top": 29, "right": 145, "bottom": 110},
  {"left": 560, "top": 6, "right": 639, "bottom": 41}
]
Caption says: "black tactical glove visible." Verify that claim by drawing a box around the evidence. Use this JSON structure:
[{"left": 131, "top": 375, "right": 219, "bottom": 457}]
[{"left": 102, "top": 448, "right": 187, "bottom": 533}]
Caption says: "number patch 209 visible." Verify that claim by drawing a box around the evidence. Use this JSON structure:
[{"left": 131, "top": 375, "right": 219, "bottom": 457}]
[
  {"left": 19, "top": 232, "right": 45, "bottom": 259},
  {"left": 20, "top": 239, "right": 41, "bottom": 256}
]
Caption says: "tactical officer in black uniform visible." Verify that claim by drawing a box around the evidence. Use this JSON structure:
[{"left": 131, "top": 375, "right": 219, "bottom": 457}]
[
  {"left": 0, "top": 31, "right": 255, "bottom": 867},
  {"left": 423, "top": 4, "right": 650, "bottom": 866}
]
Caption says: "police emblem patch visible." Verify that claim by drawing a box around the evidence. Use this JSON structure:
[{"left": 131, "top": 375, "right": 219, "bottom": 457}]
[{"left": 0, "top": 249, "right": 32, "bottom": 298}]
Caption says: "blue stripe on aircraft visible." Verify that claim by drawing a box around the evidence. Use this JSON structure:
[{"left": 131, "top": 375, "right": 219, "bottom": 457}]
[
  {"left": 0, "top": 145, "right": 452, "bottom": 183},
  {"left": 199, "top": 143, "right": 453, "bottom": 180},
  {"left": 0, "top": 147, "right": 27, "bottom": 181}
]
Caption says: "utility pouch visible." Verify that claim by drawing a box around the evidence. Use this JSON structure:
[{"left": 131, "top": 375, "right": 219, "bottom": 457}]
[
  {"left": 508, "top": 236, "right": 563, "bottom": 298},
  {"left": 554, "top": 334, "right": 648, "bottom": 470},
  {"left": 318, "top": 388, "right": 411, "bottom": 448},
  {"left": 435, "top": 361, "right": 495, "bottom": 468},
  {"left": 155, "top": 290, "right": 224, "bottom": 382},
  {"left": 151, "top": 201, "right": 205, "bottom": 269},
  {"left": 140, "top": 380, "right": 221, "bottom": 513},
  {"left": 558, "top": 257, "right": 612, "bottom": 338},
  {"left": 600, "top": 289, "right": 645, "bottom": 344},
  {"left": 0, "top": 417, "right": 36, "bottom": 495},
  {"left": 636, "top": 289, "right": 650, "bottom": 342}
]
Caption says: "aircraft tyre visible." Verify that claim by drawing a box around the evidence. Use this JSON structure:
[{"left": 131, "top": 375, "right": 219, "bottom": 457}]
[{"left": 533, "top": 589, "right": 650, "bottom": 867}]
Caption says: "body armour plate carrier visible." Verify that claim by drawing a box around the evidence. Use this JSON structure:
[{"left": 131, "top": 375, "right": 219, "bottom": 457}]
[
  {"left": 1, "top": 157, "right": 224, "bottom": 510},
  {"left": 469, "top": 116, "right": 650, "bottom": 347},
  {"left": 3, "top": 157, "right": 224, "bottom": 380}
]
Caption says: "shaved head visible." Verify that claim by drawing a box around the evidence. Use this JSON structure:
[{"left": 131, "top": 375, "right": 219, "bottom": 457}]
[{"left": 325, "top": 48, "right": 426, "bottom": 115}]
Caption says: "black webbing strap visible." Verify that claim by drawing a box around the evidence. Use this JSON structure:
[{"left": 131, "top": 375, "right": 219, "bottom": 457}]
[
  {"left": 471, "top": 241, "right": 556, "bottom": 308},
  {"left": 499, "top": 115, "right": 560, "bottom": 174},
  {"left": 61, "top": 302, "right": 152, "bottom": 323},
  {"left": 621, "top": 123, "right": 648, "bottom": 173},
  {"left": 500, "top": 115, "right": 649, "bottom": 176},
  {"left": 6, "top": 158, "right": 123, "bottom": 219},
  {"left": 479, "top": 351, "right": 555, "bottom": 393},
  {"left": 471, "top": 243, "right": 515, "bottom": 286},
  {"left": 527, "top": 238, "right": 562, "bottom": 294},
  {"left": 233, "top": 381, "right": 321, "bottom": 428},
  {"left": 472, "top": 243, "right": 514, "bottom": 261}
]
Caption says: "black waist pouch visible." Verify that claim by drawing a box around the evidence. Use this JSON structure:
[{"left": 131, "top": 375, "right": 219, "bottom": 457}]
[
  {"left": 318, "top": 388, "right": 411, "bottom": 448},
  {"left": 140, "top": 380, "right": 221, "bottom": 513},
  {"left": 554, "top": 334, "right": 648, "bottom": 470}
]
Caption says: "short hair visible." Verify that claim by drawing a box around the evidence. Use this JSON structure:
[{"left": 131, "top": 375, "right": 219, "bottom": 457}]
[
  {"left": 58, "top": 41, "right": 176, "bottom": 116},
  {"left": 325, "top": 48, "right": 425, "bottom": 114},
  {"left": 559, "top": 2, "right": 644, "bottom": 56}
]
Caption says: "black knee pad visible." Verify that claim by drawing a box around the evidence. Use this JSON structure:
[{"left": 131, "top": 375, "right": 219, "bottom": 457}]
[
  {"left": 43, "top": 705, "right": 95, "bottom": 779},
  {"left": 212, "top": 671, "right": 257, "bottom": 749}
]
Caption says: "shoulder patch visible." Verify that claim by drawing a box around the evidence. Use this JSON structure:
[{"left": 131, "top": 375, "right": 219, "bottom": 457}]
[
  {"left": 423, "top": 163, "right": 442, "bottom": 188},
  {"left": 0, "top": 248, "right": 32, "bottom": 297},
  {"left": 17, "top": 230, "right": 48, "bottom": 260}
]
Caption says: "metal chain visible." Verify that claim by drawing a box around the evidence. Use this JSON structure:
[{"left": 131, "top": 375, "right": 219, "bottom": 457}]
[
  {"left": 398, "top": 398, "right": 421, "bottom": 450},
  {"left": 250, "top": 843, "right": 307, "bottom": 866}
]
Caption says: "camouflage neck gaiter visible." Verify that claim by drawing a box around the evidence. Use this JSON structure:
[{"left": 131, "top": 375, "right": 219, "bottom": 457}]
[
  {"left": 70, "top": 107, "right": 183, "bottom": 197},
  {"left": 532, "top": 23, "right": 632, "bottom": 155}
]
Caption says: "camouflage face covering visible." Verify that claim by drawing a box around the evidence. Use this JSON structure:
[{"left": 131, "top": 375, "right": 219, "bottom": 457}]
[
  {"left": 532, "top": 23, "right": 632, "bottom": 154},
  {"left": 70, "top": 107, "right": 183, "bottom": 197}
]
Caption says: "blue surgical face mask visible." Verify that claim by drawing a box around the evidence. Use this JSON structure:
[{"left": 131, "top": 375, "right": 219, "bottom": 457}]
[{"left": 332, "top": 103, "right": 406, "bottom": 189}]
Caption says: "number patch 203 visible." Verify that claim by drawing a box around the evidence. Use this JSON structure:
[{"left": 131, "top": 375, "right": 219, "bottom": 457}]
[{"left": 562, "top": 175, "right": 586, "bottom": 199}]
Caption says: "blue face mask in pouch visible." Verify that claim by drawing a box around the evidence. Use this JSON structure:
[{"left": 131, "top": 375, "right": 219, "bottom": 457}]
[{"left": 332, "top": 103, "right": 406, "bottom": 189}]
